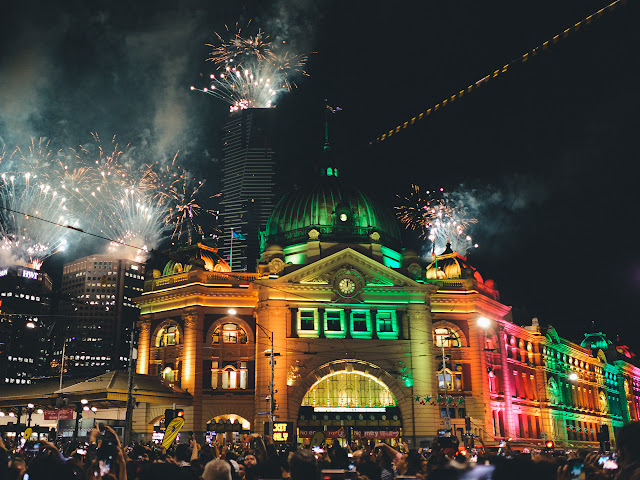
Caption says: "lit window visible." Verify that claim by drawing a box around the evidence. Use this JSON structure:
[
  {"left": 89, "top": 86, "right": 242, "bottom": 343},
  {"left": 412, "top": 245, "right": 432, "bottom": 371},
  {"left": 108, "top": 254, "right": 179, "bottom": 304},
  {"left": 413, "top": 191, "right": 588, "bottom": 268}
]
[
  {"left": 437, "top": 367, "right": 463, "bottom": 391},
  {"left": 325, "top": 310, "right": 342, "bottom": 331},
  {"left": 352, "top": 311, "right": 368, "bottom": 332},
  {"left": 300, "top": 310, "right": 315, "bottom": 331},
  {"left": 216, "top": 361, "right": 248, "bottom": 390},
  {"left": 156, "top": 324, "right": 179, "bottom": 347},
  {"left": 213, "top": 323, "right": 248, "bottom": 344},
  {"left": 162, "top": 366, "right": 176, "bottom": 383},
  {"left": 434, "top": 327, "right": 461, "bottom": 347},
  {"left": 376, "top": 311, "right": 395, "bottom": 333}
]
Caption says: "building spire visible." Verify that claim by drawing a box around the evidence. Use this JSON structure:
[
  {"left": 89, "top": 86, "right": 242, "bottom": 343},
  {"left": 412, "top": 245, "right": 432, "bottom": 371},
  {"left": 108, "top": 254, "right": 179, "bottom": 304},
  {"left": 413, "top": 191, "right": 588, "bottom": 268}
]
[{"left": 319, "top": 100, "right": 342, "bottom": 177}]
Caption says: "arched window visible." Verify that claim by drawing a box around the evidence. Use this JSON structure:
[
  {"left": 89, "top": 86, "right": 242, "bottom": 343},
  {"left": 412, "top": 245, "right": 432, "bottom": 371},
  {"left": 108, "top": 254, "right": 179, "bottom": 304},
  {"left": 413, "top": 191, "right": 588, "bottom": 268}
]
[
  {"left": 437, "top": 367, "right": 463, "bottom": 391},
  {"left": 434, "top": 327, "right": 460, "bottom": 347},
  {"left": 156, "top": 324, "right": 180, "bottom": 347},
  {"left": 301, "top": 371, "right": 396, "bottom": 408},
  {"left": 162, "top": 366, "right": 177, "bottom": 383},
  {"left": 213, "top": 323, "right": 248, "bottom": 344},
  {"left": 211, "top": 361, "right": 248, "bottom": 390}
]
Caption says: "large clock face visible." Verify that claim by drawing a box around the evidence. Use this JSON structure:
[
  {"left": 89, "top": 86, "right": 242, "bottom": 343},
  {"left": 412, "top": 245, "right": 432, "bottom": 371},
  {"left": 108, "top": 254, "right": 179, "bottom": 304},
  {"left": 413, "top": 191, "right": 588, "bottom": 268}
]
[{"left": 338, "top": 278, "right": 356, "bottom": 296}]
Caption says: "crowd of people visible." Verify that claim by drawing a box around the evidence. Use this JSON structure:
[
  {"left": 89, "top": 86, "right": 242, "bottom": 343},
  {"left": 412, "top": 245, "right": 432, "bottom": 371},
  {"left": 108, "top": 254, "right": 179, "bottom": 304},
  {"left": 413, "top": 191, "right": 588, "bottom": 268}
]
[{"left": 2, "top": 421, "right": 640, "bottom": 480}]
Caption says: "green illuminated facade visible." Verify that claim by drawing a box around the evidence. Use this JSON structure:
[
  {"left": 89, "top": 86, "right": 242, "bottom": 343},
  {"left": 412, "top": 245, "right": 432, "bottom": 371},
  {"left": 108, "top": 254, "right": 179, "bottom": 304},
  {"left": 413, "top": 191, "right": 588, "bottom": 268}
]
[{"left": 133, "top": 174, "right": 640, "bottom": 448}]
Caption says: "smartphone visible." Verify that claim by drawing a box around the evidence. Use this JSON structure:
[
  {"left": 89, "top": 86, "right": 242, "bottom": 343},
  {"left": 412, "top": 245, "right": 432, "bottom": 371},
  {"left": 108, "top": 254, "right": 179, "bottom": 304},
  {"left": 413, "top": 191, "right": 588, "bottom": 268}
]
[
  {"left": 99, "top": 459, "right": 111, "bottom": 476},
  {"left": 567, "top": 458, "right": 585, "bottom": 479},
  {"left": 77, "top": 448, "right": 87, "bottom": 455},
  {"left": 598, "top": 455, "right": 618, "bottom": 470}
]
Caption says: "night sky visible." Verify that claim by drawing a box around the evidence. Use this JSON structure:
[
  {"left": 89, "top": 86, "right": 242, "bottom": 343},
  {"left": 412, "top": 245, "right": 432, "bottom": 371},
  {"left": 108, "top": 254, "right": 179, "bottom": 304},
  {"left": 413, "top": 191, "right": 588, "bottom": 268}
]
[{"left": 1, "top": 1, "right": 638, "bottom": 350}]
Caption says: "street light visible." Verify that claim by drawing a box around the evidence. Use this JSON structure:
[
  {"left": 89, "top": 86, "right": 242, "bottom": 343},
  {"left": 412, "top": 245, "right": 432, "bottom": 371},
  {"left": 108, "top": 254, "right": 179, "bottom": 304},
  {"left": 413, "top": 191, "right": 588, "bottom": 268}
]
[
  {"left": 81, "top": 399, "right": 88, "bottom": 405},
  {"left": 477, "top": 316, "right": 491, "bottom": 329}
]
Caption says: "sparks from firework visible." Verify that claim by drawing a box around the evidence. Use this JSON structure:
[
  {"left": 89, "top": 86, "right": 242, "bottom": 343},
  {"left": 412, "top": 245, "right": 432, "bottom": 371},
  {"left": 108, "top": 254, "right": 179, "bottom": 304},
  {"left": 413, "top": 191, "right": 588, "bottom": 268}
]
[
  {"left": 63, "top": 134, "right": 172, "bottom": 261},
  {"left": 396, "top": 185, "right": 478, "bottom": 256},
  {"left": 144, "top": 153, "right": 220, "bottom": 244},
  {"left": 0, "top": 141, "right": 78, "bottom": 269},
  {"left": 206, "top": 21, "right": 275, "bottom": 64},
  {"left": 192, "top": 21, "right": 308, "bottom": 112}
]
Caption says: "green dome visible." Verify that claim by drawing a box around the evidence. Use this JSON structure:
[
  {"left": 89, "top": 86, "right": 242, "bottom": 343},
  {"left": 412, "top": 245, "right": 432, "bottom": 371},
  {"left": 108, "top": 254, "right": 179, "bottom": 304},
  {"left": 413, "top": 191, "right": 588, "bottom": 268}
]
[
  {"left": 580, "top": 332, "right": 612, "bottom": 350},
  {"left": 265, "top": 177, "right": 401, "bottom": 248}
]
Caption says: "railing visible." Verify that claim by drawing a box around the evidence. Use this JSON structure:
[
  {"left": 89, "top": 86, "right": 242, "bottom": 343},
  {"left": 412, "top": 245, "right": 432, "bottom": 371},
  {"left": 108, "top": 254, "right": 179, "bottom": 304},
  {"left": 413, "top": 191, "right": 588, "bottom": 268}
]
[{"left": 144, "top": 270, "right": 260, "bottom": 292}]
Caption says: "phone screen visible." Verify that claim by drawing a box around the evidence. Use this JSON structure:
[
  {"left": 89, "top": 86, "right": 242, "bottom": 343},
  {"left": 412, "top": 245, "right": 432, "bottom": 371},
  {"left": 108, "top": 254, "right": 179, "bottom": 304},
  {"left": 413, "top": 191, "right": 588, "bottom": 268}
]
[
  {"left": 568, "top": 459, "right": 584, "bottom": 479},
  {"left": 77, "top": 448, "right": 87, "bottom": 455},
  {"left": 99, "top": 459, "right": 111, "bottom": 476},
  {"left": 598, "top": 455, "right": 618, "bottom": 470}
]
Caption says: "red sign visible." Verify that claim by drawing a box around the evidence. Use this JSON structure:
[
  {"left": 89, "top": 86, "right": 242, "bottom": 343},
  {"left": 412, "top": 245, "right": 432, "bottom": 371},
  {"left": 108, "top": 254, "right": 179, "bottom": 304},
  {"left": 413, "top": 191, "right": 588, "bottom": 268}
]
[
  {"left": 43, "top": 408, "right": 74, "bottom": 420},
  {"left": 299, "top": 428, "right": 346, "bottom": 439},
  {"left": 353, "top": 429, "right": 401, "bottom": 439}
]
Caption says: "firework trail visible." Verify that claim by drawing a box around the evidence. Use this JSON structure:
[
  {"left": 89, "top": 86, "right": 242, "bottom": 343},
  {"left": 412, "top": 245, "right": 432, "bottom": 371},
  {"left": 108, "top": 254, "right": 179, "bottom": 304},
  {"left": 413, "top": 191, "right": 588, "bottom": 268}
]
[
  {"left": 64, "top": 134, "right": 171, "bottom": 261},
  {"left": 0, "top": 140, "right": 79, "bottom": 269},
  {"left": 146, "top": 154, "right": 220, "bottom": 243},
  {"left": 191, "top": 21, "right": 308, "bottom": 112},
  {"left": 396, "top": 185, "right": 478, "bottom": 257}
]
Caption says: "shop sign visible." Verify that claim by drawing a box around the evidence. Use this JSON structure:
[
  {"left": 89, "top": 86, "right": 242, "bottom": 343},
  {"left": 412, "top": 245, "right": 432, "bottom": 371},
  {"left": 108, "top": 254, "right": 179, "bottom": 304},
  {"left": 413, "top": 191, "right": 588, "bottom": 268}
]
[
  {"left": 44, "top": 408, "right": 74, "bottom": 420},
  {"left": 299, "top": 428, "right": 346, "bottom": 439},
  {"left": 353, "top": 429, "right": 401, "bottom": 439}
]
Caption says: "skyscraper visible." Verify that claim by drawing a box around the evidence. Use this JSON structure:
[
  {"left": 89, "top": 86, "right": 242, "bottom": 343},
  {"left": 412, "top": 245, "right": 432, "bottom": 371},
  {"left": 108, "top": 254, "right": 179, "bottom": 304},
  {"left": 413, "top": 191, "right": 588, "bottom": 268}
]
[
  {"left": 59, "top": 254, "right": 144, "bottom": 374},
  {"left": 219, "top": 109, "right": 276, "bottom": 271},
  {"left": 0, "top": 265, "right": 52, "bottom": 385}
]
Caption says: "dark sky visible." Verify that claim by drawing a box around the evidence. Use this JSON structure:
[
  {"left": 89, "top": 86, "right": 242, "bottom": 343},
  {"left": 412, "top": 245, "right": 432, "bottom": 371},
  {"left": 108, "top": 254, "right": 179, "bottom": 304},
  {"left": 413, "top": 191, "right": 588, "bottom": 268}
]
[{"left": 1, "top": 0, "right": 638, "bottom": 349}]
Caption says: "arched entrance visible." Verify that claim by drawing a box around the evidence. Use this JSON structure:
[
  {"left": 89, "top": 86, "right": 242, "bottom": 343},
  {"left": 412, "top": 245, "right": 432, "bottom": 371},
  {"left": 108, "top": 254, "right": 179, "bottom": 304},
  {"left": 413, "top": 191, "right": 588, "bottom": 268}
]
[
  {"left": 297, "top": 360, "right": 403, "bottom": 445},
  {"left": 205, "top": 414, "right": 251, "bottom": 445}
]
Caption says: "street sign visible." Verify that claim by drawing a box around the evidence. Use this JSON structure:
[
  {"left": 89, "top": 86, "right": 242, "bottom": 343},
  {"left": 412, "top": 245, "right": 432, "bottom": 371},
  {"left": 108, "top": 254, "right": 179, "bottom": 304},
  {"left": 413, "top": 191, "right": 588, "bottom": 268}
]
[{"left": 258, "top": 411, "right": 270, "bottom": 415}]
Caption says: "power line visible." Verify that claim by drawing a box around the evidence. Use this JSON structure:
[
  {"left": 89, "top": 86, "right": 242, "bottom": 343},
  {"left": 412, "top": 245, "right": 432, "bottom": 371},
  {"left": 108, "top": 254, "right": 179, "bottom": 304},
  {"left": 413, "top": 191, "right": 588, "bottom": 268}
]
[
  {"left": 372, "top": 0, "right": 626, "bottom": 144},
  {"left": 0, "top": 206, "right": 147, "bottom": 252}
]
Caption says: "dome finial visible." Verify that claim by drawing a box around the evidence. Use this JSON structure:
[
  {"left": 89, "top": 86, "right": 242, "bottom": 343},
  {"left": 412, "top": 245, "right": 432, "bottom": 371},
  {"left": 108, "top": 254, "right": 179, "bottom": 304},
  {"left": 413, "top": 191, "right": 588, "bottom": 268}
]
[
  {"left": 319, "top": 100, "right": 342, "bottom": 177},
  {"left": 443, "top": 240, "right": 453, "bottom": 254}
]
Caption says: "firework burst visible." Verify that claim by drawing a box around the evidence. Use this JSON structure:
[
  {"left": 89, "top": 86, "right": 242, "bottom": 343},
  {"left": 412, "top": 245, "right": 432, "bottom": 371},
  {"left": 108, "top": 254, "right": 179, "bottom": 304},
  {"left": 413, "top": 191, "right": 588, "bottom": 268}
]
[
  {"left": 193, "top": 21, "right": 308, "bottom": 112},
  {"left": 396, "top": 185, "right": 478, "bottom": 256},
  {"left": 0, "top": 143, "right": 79, "bottom": 269}
]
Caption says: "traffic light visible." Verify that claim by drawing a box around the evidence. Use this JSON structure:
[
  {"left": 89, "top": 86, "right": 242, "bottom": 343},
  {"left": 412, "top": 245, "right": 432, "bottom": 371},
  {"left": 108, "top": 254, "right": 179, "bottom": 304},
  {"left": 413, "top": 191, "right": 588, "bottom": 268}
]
[
  {"left": 465, "top": 416, "right": 471, "bottom": 432},
  {"left": 270, "top": 397, "right": 277, "bottom": 413},
  {"left": 545, "top": 440, "right": 554, "bottom": 451},
  {"left": 175, "top": 409, "right": 184, "bottom": 419},
  {"left": 165, "top": 408, "right": 175, "bottom": 426}
]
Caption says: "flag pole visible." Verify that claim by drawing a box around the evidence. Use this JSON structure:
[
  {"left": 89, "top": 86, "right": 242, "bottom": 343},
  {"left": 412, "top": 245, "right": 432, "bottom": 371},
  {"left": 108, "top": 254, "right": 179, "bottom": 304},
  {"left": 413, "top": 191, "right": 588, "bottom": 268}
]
[{"left": 230, "top": 227, "right": 233, "bottom": 272}]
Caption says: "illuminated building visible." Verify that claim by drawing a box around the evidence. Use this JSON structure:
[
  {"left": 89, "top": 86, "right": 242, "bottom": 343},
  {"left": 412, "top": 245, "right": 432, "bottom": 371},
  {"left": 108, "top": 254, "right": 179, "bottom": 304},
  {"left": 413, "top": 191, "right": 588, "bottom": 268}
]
[
  {"left": 59, "top": 254, "right": 145, "bottom": 374},
  {"left": 134, "top": 173, "right": 640, "bottom": 448},
  {"left": 219, "top": 109, "right": 277, "bottom": 271},
  {"left": 0, "top": 265, "right": 52, "bottom": 385}
]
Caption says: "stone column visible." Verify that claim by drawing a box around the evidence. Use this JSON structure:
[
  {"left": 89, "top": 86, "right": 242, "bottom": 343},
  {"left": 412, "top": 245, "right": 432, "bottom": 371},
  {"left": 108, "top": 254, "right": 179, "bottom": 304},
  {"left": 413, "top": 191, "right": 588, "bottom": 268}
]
[
  {"left": 370, "top": 309, "right": 378, "bottom": 339},
  {"left": 318, "top": 308, "right": 325, "bottom": 339},
  {"left": 344, "top": 308, "right": 352, "bottom": 339},
  {"left": 255, "top": 295, "right": 290, "bottom": 433},
  {"left": 181, "top": 309, "right": 204, "bottom": 435},
  {"left": 137, "top": 320, "right": 151, "bottom": 374},
  {"left": 408, "top": 304, "right": 437, "bottom": 443}
]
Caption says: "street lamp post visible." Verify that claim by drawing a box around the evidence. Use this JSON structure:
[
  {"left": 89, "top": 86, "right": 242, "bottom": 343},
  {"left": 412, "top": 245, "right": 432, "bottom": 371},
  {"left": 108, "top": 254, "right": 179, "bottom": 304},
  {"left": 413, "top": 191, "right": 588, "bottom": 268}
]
[
  {"left": 255, "top": 321, "right": 278, "bottom": 437},
  {"left": 27, "top": 403, "right": 34, "bottom": 428}
]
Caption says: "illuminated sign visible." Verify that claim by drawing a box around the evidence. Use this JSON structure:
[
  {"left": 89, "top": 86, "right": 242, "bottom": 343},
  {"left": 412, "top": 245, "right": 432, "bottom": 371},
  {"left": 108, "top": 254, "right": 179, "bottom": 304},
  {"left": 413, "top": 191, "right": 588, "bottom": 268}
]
[
  {"left": 0, "top": 269, "right": 8, "bottom": 277},
  {"left": 20, "top": 270, "right": 38, "bottom": 280},
  {"left": 313, "top": 407, "right": 386, "bottom": 413},
  {"left": 265, "top": 422, "right": 293, "bottom": 442}
]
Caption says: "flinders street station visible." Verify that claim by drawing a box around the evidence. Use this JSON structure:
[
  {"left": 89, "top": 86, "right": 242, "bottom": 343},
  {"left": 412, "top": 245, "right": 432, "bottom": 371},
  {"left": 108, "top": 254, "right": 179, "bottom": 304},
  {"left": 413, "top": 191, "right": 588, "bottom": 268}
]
[
  {"left": 1, "top": 167, "right": 638, "bottom": 451},
  {"left": 131, "top": 168, "right": 639, "bottom": 450}
]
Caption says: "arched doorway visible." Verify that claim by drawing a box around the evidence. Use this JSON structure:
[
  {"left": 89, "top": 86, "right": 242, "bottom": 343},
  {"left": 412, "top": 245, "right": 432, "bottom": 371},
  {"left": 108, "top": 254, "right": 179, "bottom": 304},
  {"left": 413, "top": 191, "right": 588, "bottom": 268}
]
[
  {"left": 205, "top": 414, "right": 251, "bottom": 445},
  {"left": 297, "top": 361, "right": 403, "bottom": 445}
]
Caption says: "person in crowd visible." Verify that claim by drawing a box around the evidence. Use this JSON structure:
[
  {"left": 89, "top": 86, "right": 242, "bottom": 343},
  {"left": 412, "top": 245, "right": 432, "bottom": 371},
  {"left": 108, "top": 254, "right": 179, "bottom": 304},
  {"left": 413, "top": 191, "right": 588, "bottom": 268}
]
[
  {"left": 289, "top": 449, "right": 319, "bottom": 480},
  {"left": 203, "top": 458, "right": 232, "bottom": 480}
]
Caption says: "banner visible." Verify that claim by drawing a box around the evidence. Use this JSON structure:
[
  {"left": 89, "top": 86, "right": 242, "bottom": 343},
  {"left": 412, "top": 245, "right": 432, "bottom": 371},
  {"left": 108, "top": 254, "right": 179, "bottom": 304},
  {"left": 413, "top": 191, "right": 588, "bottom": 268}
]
[
  {"left": 299, "top": 428, "right": 346, "bottom": 439},
  {"left": 44, "top": 408, "right": 74, "bottom": 420},
  {"left": 353, "top": 429, "right": 401, "bottom": 440}
]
